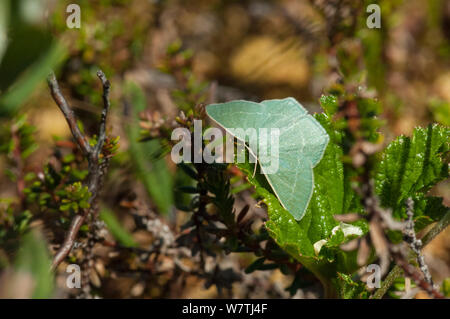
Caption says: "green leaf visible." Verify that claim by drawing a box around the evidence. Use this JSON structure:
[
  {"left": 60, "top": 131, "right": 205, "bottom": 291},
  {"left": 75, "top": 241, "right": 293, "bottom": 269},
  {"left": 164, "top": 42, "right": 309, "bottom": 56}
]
[
  {"left": 14, "top": 230, "right": 54, "bottom": 298},
  {"left": 410, "top": 194, "right": 448, "bottom": 231},
  {"left": 319, "top": 94, "right": 339, "bottom": 116},
  {"left": 244, "top": 257, "right": 266, "bottom": 274},
  {"left": 298, "top": 114, "right": 344, "bottom": 244},
  {"left": 375, "top": 124, "right": 449, "bottom": 219},
  {"left": 317, "top": 221, "right": 368, "bottom": 257},
  {"left": 358, "top": 28, "right": 385, "bottom": 92},
  {"left": 237, "top": 113, "right": 366, "bottom": 297},
  {"left": 332, "top": 273, "right": 369, "bottom": 299},
  {"left": 178, "top": 162, "right": 198, "bottom": 180},
  {"left": 442, "top": 277, "right": 450, "bottom": 297},
  {"left": 174, "top": 164, "right": 196, "bottom": 212},
  {"left": 59, "top": 204, "right": 70, "bottom": 212},
  {"left": 237, "top": 153, "right": 315, "bottom": 258},
  {"left": 0, "top": 42, "right": 67, "bottom": 117},
  {"left": 263, "top": 188, "right": 315, "bottom": 258},
  {"left": 0, "top": 0, "right": 9, "bottom": 68},
  {"left": 100, "top": 209, "right": 138, "bottom": 248}
]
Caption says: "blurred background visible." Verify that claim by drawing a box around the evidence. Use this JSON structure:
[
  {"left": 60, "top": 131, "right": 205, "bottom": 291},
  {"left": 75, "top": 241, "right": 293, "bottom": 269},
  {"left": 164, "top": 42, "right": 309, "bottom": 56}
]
[{"left": 0, "top": 0, "right": 449, "bottom": 298}]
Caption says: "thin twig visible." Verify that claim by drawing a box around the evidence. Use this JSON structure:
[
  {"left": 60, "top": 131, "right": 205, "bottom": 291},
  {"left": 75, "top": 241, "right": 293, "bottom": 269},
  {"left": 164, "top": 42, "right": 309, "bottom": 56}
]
[
  {"left": 421, "top": 211, "right": 450, "bottom": 246},
  {"left": 371, "top": 266, "right": 404, "bottom": 299},
  {"left": 403, "top": 197, "right": 434, "bottom": 287},
  {"left": 372, "top": 211, "right": 449, "bottom": 298},
  {"left": 389, "top": 247, "right": 443, "bottom": 299},
  {"left": 51, "top": 214, "right": 85, "bottom": 270},
  {"left": 94, "top": 70, "right": 111, "bottom": 159},
  {"left": 365, "top": 194, "right": 445, "bottom": 298},
  {"left": 47, "top": 73, "right": 91, "bottom": 157},
  {"left": 47, "top": 71, "right": 112, "bottom": 271}
]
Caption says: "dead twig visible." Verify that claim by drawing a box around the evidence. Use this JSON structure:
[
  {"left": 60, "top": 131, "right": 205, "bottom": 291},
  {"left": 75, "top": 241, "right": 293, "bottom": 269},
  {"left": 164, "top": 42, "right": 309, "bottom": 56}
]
[
  {"left": 351, "top": 137, "right": 445, "bottom": 299},
  {"left": 403, "top": 197, "right": 434, "bottom": 287},
  {"left": 47, "top": 70, "right": 112, "bottom": 271},
  {"left": 389, "top": 247, "right": 443, "bottom": 299},
  {"left": 372, "top": 211, "right": 450, "bottom": 299},
  {"left": 363, "top": 189, "right": 444, "bottom": 299},
  {"left": 47, "top": 73, "right": 91, "bottom": 158}
]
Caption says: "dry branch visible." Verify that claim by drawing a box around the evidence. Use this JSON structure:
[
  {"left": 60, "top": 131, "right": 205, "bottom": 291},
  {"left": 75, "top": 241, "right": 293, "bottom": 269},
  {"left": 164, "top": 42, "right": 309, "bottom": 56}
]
[
  {"left": 362, "top": 185, "right": 445, "bottom": 299},
  {"left": 47, "top": 70, "right": 112, "bottom": 271},
  {"left": 403, "top": 198, "right": 434, "bottom": 287}
]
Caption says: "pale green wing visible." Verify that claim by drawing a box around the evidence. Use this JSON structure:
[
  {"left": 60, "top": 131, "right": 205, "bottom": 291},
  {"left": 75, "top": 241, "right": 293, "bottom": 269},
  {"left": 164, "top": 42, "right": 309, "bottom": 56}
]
[
  {"left": 260, "top": 98, "right": 329, "bottom": 167},
  {"left": 206, "top": 98, "right": 329, "bottom": 220},
  {"left": 262, "top": 153, "right": 314, "bottom": 220}
]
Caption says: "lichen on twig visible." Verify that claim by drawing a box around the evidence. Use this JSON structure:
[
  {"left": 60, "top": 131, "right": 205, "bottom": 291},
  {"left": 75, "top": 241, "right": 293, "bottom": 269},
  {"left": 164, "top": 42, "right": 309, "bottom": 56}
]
[
  {"left": 369, "top": 197, "right": 446, "bottom": 299},
  {"left": 403, "top": 197, "right": 434, "bottom": 287}
]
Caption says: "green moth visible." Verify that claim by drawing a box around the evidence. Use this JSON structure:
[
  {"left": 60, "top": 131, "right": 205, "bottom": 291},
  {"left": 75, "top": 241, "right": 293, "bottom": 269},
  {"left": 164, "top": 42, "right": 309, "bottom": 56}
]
[{"left": 206, "top": 97, "right": 329, "bottom": 221}]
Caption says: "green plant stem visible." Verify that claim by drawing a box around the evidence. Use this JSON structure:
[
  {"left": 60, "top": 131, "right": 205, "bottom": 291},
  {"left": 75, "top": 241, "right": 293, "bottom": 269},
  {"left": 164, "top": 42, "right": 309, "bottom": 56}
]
[
  {"left": 371, "top": 266, "right": 403, "bottom": 299},
  {"left": 371, "top": 211, "right": 450, "bottom": 299},
  {"left": 421, "top": 211, "right": 450, "bottom": 246}
]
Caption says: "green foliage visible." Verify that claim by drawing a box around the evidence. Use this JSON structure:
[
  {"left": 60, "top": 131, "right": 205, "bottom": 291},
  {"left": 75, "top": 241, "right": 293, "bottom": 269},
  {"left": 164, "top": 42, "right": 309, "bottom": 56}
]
[
  {"left": 233, "top": 95, "right": 447, "bottom": 297},
  {"left": 14, "top": 230, "right": 54, "bottom": 298},
  {"left": 319, "top": 94, "right": 339, "bottom": 116},
  {"left": 0, "top": 0, "right": 66, "bottom": 117},
  {"left": 100, "top": 209, "right": 137, "bottom": 248},
  {"left": 57, "top": 182, "right": 91, "bottom": 214},
  {"left": 375, "top": 124, "right": 449, "bottom": 222},
  {"left": 260, "top": 188, "right": 315, "bottom": 258},
  {"left": 299, "top": 114, "right": 347, "bottom": 243},
  {"left": 387, "top": 277, "right": 418, "bottom": 299},
  {"left": 358, "top": 28, "right": 385, "bottom": 92},
  {"left": 320, "top": 88, "right": 383, "bottom": 145},
  {"left": 176, "top": 162, "right": 237, "bottom": 255},
  {"left": 0, "top": 43, "right": 66, "bottom": 116},
  {"left": 0, "top": 209, "right": 32, "bottom": 251},
  {"left": 121, "top": 71, "right": 448, "bottom": 298},
  {"left": 236, "top": 113, "right": 369, "bottom": 296},
  {"left": 159, "top": 40, "right": 208, "bottom": 112},
  {"left": 0, "top": 115, "right": 38, "bottom": 161},
  {"left": 333, "top": 273, "right": 370, "bottom": 299},
  {"left": 0, "top": 0, "right": 9, "bottom": 64},
  {"left": 173, "top": 157, "right": 294, "bottom": 292},
  {"left": 0, "top": 0, "right": 448, "bottom": 299},
  {"left": 48, "top": 0, "right": 151, "bottom": 105},
  {"left": 442, "top": 277, "right": 450, "bottom": 297},
  {"left": 123, "top": 81, "right": 174, "bottom": 214},
  {"left": 24, "top": 157, "right": 90, "bottom": 216}
]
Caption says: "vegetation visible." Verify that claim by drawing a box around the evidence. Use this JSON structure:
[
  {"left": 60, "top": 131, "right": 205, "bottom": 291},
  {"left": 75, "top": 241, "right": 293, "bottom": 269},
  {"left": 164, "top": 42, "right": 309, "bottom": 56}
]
[{"left": 0, "top": 0, "right": 449, "bottom": 299}]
